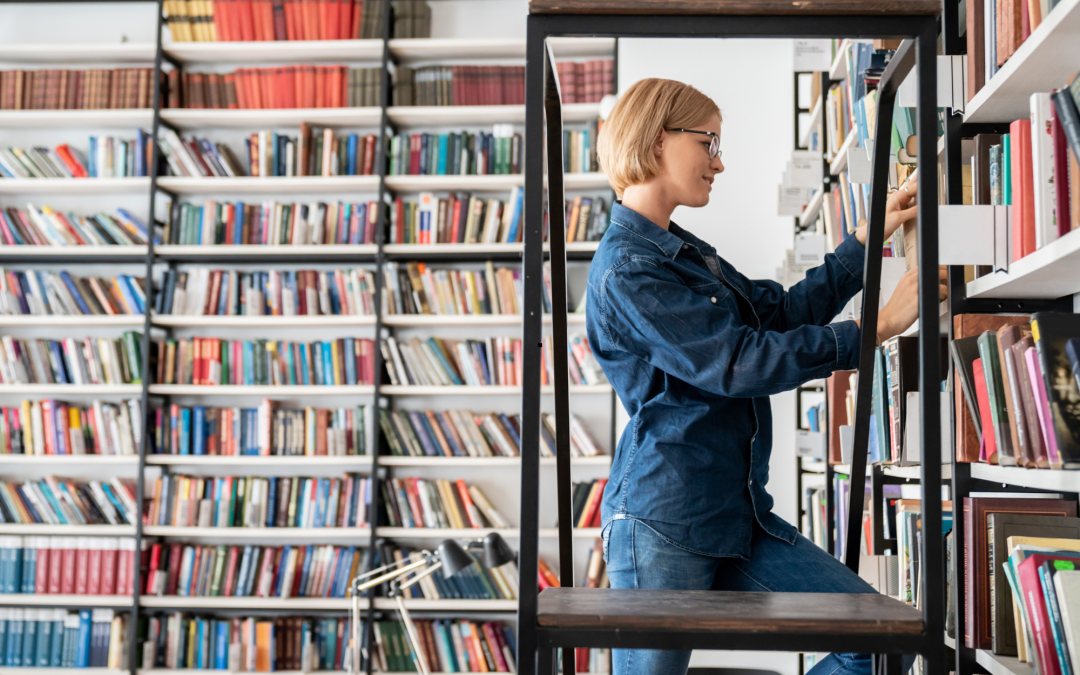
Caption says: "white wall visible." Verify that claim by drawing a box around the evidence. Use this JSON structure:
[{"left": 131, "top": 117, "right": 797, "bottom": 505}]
[{"left": 618, "top": 37, "right": 800, "bottom": 675}]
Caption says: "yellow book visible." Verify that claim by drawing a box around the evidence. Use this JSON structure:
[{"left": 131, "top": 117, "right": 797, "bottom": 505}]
[
  {"left": 107, "top": 615, "right": 123, "bottom": 667},
  {"left": 187, "top": 616, "right": 198, "bottom": 666},
  {"left": 20, "top": 400, "right": 34, "bottom": 456},
  {"left": 484, "top": 261, "right": 499, "bottom": 314},
  {"left": 437, "top": 479, "right": 464, "bottom": 529},
  {"left": 68, "top": 407, "right": 83, "bottom": 454},
  {"left": 330, "top": 339, "right": 341, "bottom": 385}
]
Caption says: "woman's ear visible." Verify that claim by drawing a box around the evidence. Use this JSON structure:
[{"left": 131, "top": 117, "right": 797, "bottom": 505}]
[{"left": 652, "top": 131, "right": 665, "bottom": 159}]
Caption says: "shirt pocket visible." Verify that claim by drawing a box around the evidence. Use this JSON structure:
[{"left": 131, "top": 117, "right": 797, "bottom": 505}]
[{"left": 686, "top": 280, "right": 733, "bottom": 314}]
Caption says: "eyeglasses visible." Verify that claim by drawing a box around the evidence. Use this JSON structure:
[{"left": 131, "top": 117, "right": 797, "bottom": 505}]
[{"left": 664, "top": 128, "right": 722, "bottom": 160}]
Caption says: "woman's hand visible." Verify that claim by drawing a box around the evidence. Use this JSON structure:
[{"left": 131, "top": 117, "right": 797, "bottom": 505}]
[
  {"left": 875, "top": 265, "right": 949, "bottom": 341},
  {"left": 854, "top": 178, "right": 919, "bottom": 246}
]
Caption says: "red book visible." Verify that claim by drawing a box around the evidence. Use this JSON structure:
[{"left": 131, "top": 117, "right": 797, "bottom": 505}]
[
  {"left": 973, "top": 358, "right": 997, "bottom": 462},
  {"left": 362, "top": 134, "right": 376, "bottom": 174},
  {"left": 99, "top": 538, "right": 118, "bottom": 596},
  {"left": 328, "top": 66, "right": 343, "bottom": 108},
  {"left": 237, "top": 0, "right": 256, "bottom": 40},
  {"left": 74, "top": 545, "right": 89, "bottom": 594},
  {"left": 318, "top": 0, "right": 331, "bottom": 39},
  {"left": 1051, "top": 100, "right": 1073, "bottom": 237},
  {"left": 260, "top": 0, "right": 276, "bottom": 40},
  {"left": 284, "top": 0, "right": 300, "bottom": 40},
  {"left": 301, "top": 65, "right": 316, "bottom": 108},
  {"left": 1010, "top": 119, "right": 1036, "bottom": 260},
  {"left": 340, "top": 0, "right": 354, "bottom": 39},
  {"left": 1018, "top": 554, "right": 1076, "bottom": 675},
  {"left": 409, "top": 134, "right": 421, "bottom": 174},
  {"left": 48, "top": 539, "right": 62, "bottom": 594},
  {"left": 223, "top": 546, "right": 241, "bottom": 596},
  {"left": 350, "top": 0, "right": 362, "bottom": 38},
  {"left": 271, "top": 0, "right": 287, "bottom": 39},
  {"left": 144, "top": 542, "right": 162, "bottom": 594},
  {"left": 35, "top": 541, "right": 49, "bottom": 594},
  {"left": 60, "top": 540, "right": 77, "bottom": 594},
  {"left": 166, "top": 542, "right": 183, "bottom": 596},
  {"left": 87, "top": 540, "right": 103, "bottom": 595},
  {"left": 301, "top": 0, "right": 315, "bottom": 39}
]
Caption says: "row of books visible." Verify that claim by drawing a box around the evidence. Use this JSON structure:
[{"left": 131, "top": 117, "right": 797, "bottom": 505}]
[
  {"left": 973, "top": 85, "right": 1080, "bottom": 261},
  {"left": 559, "top": 195, "right": 611, "bottom": 243},
  {"left": 0, "top": 269, "right": 145, "bottom": 317},
  {"left": 0, "top": 608, "right": 124, "bottom": 669},
  {"left": 379, "top": 407, "right": 604, "bottom": 459},
  {"left": 389, "top": 189, "right": 523, "bottom": 245},
  {"left": 0, "top": 206, "right": 153, "bottom": 247},
  {"left": 144, "top": 474, "right": 371, "bottom": 529},
  {"left": 0, "top": 333, "right": 144, "bottom": 386},
  {"left": 563, "top": 123, "right": 600, "bottom": 174},
  {"left": 155, "top": 267, "right": 377, "bottom": 317},
  {"left": 149, "top": 402, "right": 368, "bottom": 457},
  {"left": 0, "top": 399, "right": 141, "bottom": 457},
  {"left": 555, "top": 60, "right": 615, "bottom": 104},
  {"left": 154, "top": 336, "right": 377, "bottom": 386},
  {"left": 967, "top": 0, "right": 1068, "bottom": 98},
  {"left": 143, "top": 542, "right": 364, "bottom": 599},
  {"left": 0, "top": 477, "right": 138, "bottom": 526},
  {"left": 868, "top": 336, "right": 949, "bottom": 465},
  {"left": 380, "top": 542, "right": 517, "bottom": 602},
  {"left": 0, "top": 536, "right": 135, "bottom": 596},
  {"left": 0, "top": 68, "right": 155, "bottom": 110},
  {"left": 380, "top": 477, "right": 508, "bottom": 530},
  {"left": 163, "top": 0, "right": 390, "bottom": 41},
  {"left": 0, "top": 134, "right": 151, "bottom": 179},
  {"left": 166, "top": 66, "right": 382, "bottom": 109},
  {"left": 570, "top": 480, "right": 607, "bottom": 529},
  {"left": 385, "top": 260, "right": 521, "bottom": 316},
  {"left": 141, "top": 613, "right": 360, "bottom": 672},
  {"left": 387, "top": 127, "right": 522, "bottom": 177},
  {"left": 167, "top": 199, "right": 380, "bottom": 246},
  {"left": 393, "top": 65, "right": 525, "bottom": 107},
  {"left": 371, "top": 618, "right": 516, "bottom": 674},
  {"left": 157, "top": 129, "right": 243, "bottom": 178},
  {"left": 380, "top": 333, "right": 607, "bottom": 388}
]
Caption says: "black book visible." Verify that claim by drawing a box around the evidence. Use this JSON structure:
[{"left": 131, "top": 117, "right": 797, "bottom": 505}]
[
  {"left": 1031, "top": 313, "right": 1080, "bottom": 467},
  {"left": 951, "top": 336, "right": 985, "bottom": 437}
]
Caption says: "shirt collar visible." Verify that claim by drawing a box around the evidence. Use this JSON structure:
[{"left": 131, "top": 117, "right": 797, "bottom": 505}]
[{"left": 610, "top": 202, "right": 715, "bottom": 259}]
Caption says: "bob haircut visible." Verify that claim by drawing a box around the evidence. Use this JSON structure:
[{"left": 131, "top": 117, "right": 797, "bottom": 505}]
[{"left": 597, "top": 78, "right": 721, "bottom": 198}]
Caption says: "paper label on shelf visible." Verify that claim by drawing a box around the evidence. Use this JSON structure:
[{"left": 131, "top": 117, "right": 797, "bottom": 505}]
[
  {"left": 786, "top": 150, "right": 824, "bottom": 188},
  {"left": 793, "top": 40, "right": 832, "bottom": 71},
  {"left": 847, "top": 143, "right": 873, "bottom": 184},
  {"left": 778, "top": 185, "right": 811, "bottom": 216},
  {"left": 897, "top": 55, "right": 968, "bottom": 111},
  {"left": 794, "top": 233, "right": 827, "bottom": 266}
]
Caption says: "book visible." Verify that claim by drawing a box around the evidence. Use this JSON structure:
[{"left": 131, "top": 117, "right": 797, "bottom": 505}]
[
  {"left": 166, "top": 200, "right": 379, "bottom": 246},
  {"left": 0, "top": 476, "right": 138, "bottom": 525},
  {"left": 388, "top": 127, "right": 524, "bottom": 178},
  {"left": 0, "top": 68, "right": 155, "bottom": 110},
  {"left": 393, "top": 65, "right": 534, "bottom": 106},
  {"left": 163, "top": 0, "right": 401, "bottom": 42},
  {"left": 0, "top": 399, "right": 140, "bottom": 456},
  {"left": 1031, "top": 313, "right": 1080, "bottom": 467},
  {"left": 166, "top": 66, "right": 382, "bottom": 109},
  {"left": 380, "top": 477, "right": 508, "bottom": 531},
  {"left": 0, "top": 136, "right": 150, "bottom": 179}
]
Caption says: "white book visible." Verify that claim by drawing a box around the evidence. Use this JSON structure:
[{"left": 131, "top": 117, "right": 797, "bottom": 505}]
[
  {"left": 1056, "top": 569, "right": 1080, "bottom": 675},
  {"left": 1031, "top": 93, "right": 1058, "bottom": 249}
]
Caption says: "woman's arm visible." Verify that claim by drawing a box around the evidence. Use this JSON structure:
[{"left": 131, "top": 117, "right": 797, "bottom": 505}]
[{"left": 599, "top": 258, "right": 860, "bottom": 399}]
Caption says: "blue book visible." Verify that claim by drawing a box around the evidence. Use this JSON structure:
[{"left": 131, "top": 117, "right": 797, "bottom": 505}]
[
  {"left": 36, "top": 613, "right": 51, "bottom": 667},
  {"left": 215, "top": 620, "right": 229, "bottom": 669},
  {"left": 47, "top": 341, "right": 70, "bottom": 384},
  {"left": 8, "top": 610, "right": 22, "bottom": 666},
  {"left": 179, "top": 407, "right": 192, "bottom": 454},
  {"left": 233, "top": 201, "right": 245, "bottom": 244},
  {"left": 438, "top": 134, "right": 449, "bottom": 174},
  {"left": 321, "top": 342, "right": 333, "bottom": 386},
  {"left": 506, "top": 187, "right": 524, "bottom": 243},
  {"left": 49, "top": 613, "right": 63, "bottom": 667},
  {"left": 314, "top": 479, "right": 326, "bottom": 528},
  {"left": 497, "top": 412, "right": 521, "bottom": 449},
  {"left": 196, "top": 619, "right": 205, "bottom": 668},
  {"left": 435, "top": 412, "right": 467, "bottom": 456},
  {"left": 471, "top": 341, "right": 490, "bottom": 384},
  {"left": 347, "top": 134, "right": 358, "bottom": 176},
  {"left": 300, "top": 343, "right": 311, "bottom": 385},
  {"left": 243, "top": 341, "right": 255, "bottom": 385},
  {"left": 235, "top": 546, "right": 253, "bottom": 596},
  {"left": 58, "top": 272, "right": 93, "bottom": 314},
  {"left": 426, "top": 337, "right": 464, "bottom": 385},
  {"left": 0, "top": 608, "right": 7, "bottom": 662},
  {"left": 216, "top": 274, "right": 230, "bottom": 315},
  {"left": 271, "top": 546, "right": 291, "bottom": 597},
  {"left": 344, "top": 338, "right": 357, "bottom": 385},
  {"left": 420, "top": 133, "right": 429, "bottom": 174},
  {"left": 87, "top": 137, "right": 97, "bottom": 178},
  {"left": 193, "top": 407, "right": 206, "bottom": 454},
  {"left": 298, "top": 544, "right": 315, "bottom": 594},
  {"left": 266, "top": 477, "right": 277, "bottom": 527},
  {"left": 408, "top": 411, "right": 440, "bottom": 456},
  {"left": 22, "top": 611, "right": 36, "bottom": 666},
  {"left": 22, "top": 544, "right": 35, "bottom": 594}
]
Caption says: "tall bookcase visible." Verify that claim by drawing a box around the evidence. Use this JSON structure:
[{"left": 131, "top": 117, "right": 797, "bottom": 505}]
[{"left": 0, "top": 1, "right": 618, "bottom": 673}]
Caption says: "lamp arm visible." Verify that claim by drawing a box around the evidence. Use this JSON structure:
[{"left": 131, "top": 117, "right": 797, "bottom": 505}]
[
  {"left": 352, "top": 552, "right": 431, "bottom": 583},
  {"left": 352, "top": 558, "right": 430, "bottom": 594},
  {"left": 396, "top": 594, "right": 431, "bottom": 675},
  {"left": 395, "top": 560, "right": 443, "bottom": 593}
]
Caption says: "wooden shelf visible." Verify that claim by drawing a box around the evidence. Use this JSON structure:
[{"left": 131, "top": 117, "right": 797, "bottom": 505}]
[
  {"left": 156, "top": 176, "right": 380, "bottom": 194},
  {"left": 153, "top": 314, "right": 377, "bottom": 327},
  {"left": 965, "top": 228, "right": 1080, "bottom": 299},
  {"left": 0, "top": 109, "right": 153, "bottom": 128},
  {"left": 387, "top": 36, "right": 615, "bottom": 62},
  {"left": 379, "top": 455, "right": 609, "bottom": 466},
  {"left": 0, "top": 524, "right": 135, "bottom": 535},
  {"left": 0, "top": 315, "right": 144, "bottom": 327},
  {"left": 385, "top": 172, "right": 609, "bottom": 192},
  {"left": 155, "top": 244, "right": 378, "bottom": 259},
  {"left": 0, "top": 178, "right": 150, "bottom": 194},
  {"left": 383, "top": 314, "right": 586, "bottom": 326},
  {"left": 163, "top": 39, "right": 384, "bottom": 64},
  {"left": 380, "top": 384, "right": 612, "bottom": 395},
  {"left": 975, "top": 648, "right": 1034, "bottom": 675},
  {"left": 964, "top": 0, "right": 1080, "bottom": 123},
  {"left": 160, "top": 107, "right": 382, "bottom": 129},
  {"left": 970, "top": 463, "right": 1080, "bottom": 492},
  {"left": 142, "top": 526, "right": 372, "bottom": 540},
  {"left": 0, "top": 454, "right": 138, "bottom": 465},
  {"left": 148, "top": 384, "right": 376, "bottom": 396},
  {"left": 0, "top": 384, "right": 142, "bottom": 395},
  {"left": 145, "top": 454, "right": 373, "bottom": 466},
  {"left": 387, "top": 102, "right": 601, "bottom": 126},
  {"left": 0, "top": 43, "right": 156, "bottom": 63},
  {"left": 0, "top": 593, "right": 132, "bottom": 607}
]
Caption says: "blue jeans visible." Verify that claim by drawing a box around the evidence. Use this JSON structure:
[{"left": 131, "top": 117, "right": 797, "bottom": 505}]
[{"left": 603, "top": 516, "right": 915, "bottom": 675}]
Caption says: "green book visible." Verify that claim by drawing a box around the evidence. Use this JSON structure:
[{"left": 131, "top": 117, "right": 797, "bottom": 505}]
[
  {"left": 287, "top": 476, "right": 300, "bottom": 527},
  {"left": 871, "top": 346, "right": 891, "bottom": 463},
  {"left": 1003, "top": 133, "right": 1012, "bottom": 206},
  {"left": 978, "top": 330, "right": 1015, "bottom": 464},
  {"left": 355, "top": 405, "right": 366, "bottom": 455},
  {"left": 122, "top": 331, "right": 142, "bottom": 384},
  {"left": 209, "top": 545, "right": 227, "bottom": 596}
]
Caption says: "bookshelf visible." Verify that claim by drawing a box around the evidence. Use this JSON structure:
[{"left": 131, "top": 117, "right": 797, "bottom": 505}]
[{"left": 0, "top": 1, "right": 617, "bottom": 672}]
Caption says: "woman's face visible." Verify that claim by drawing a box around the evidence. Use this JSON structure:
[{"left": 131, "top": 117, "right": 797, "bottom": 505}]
[{"left": 655, "top": 114, "right": 725, "bottom": 208}]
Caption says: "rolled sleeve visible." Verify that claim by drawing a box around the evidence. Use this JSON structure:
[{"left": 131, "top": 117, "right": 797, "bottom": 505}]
[
  {"left": 828, "top": 319, "right": 862, "bottom": 371},
  {"left": 832, "top": 233, "right": 867, "bottom": 281}
]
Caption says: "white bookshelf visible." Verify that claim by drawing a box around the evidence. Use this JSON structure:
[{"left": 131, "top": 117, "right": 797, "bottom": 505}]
[
  {"left": 379, "top": 384, "right": 612, "bottom": 395},
  {"left": 0, "top": 594, "right": 133, "bottom": 607},
  {"left": 0, "top": 384, "right": 143, "bottom": 395},
  {"left": 141, "top": 526, "right": 373, "bottom": 540},
  {"left": 963, "top": 0, "right": 1080, "bottom": 124},
  {"left": 379, "top": 455, "right": 609, "bottom": 467},
  {"left": 147, "top": 384, "right": 377, "bottom": 396},
  {"left": 138, "top": 596, "right": 363, "bottom": 610},
  {"left": 382, "top": 314, "right": 587, "bottom": 326},
  {"left": 145, "top": 454, "right": 373, "bottom": 466},
  {"left": 154, "top": 244, "right": 378, "bottom": 258},
  {"left": 799, "top": 96, "right": 822, "bottom": 149},
  {"left": 828, "top": 131, "right": 857, "bottom": 174},
  {"left": 163, "top": 39, "right": 384, "bottom": 64},
  {"left": 0, "top": 43, "right": 156, "bottom": 63},
  {"left": 386, "top": 598, "right": 517, "bottom": 611},
  {"left": 152, "top": 314, "right": 378, "bottom": 327},
  {"left": 385, "top": 172, "right": 609, "bottom": 192},
  {"left": 382, "top": 241, "right": 600, "bottom": 255},
  {"left": 0, "top": 246, "right": 147, "bottom": 259},
  {"left": 828, "top": 39, "right": 851, "bottom": 80},
  {"left": 965, "top": 228, "right": 1080, "bottom": 299},
  {"left": 387, "top": 102, "right": 601, "bottom": 126},
  {"left": 0, "top": 109, "right": 154, "bottom": 129},
  {"left": 387, "top": 36, "right": 615, "bottom": 62},
  {"left": 0, "top": 178, "right": 151, "bottom": 194},
  {"left": 0, "top": 524, "right": 135, "bottom": 536},
  {"left": 0, "top": 315, "right": 145, "bottom": 327},
  {"left": 970, "top": 463, "right": 1080, "bottom": 492},
  {"left": 156, "top": 176, "right": 381, "bottom": 194},
  {"left": 975, "top": 648, "right": 1034, "bottom": 675},
  {"left": 0, "top": 454, "right": 138, "bottom": 465},
  {"left": 798, "top": 189, "right": 824, "bottom": 228},
  {"left": 377, "top": 527, "right": 602, "bottom": 539},
  {"left": 160, "top": 107, "right": 383, "bottom": 130}
]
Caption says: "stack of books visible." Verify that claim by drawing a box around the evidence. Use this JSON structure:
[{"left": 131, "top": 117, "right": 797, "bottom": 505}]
[
  {"left": 144, "top": 473, "right": 372, "bottom": 529},
  {"left": 0, "top": 269, "right": 145, "bottom": 317},
  {"left": 0, "top": 477, "right": 138, "bottom": 525},
  {"left": 165, "top": 66, "right": 383, "bottom": 109},
  {"left": 0, "top": 134, "right": 151, "bottom": 179},
  {"left": 0, "top": 608, "right": 126, "bottom": 669},
  {"left": 150, "top": 401, "right": 368, "bottom": 457},
  {"left": 388, "top": 190, "right": 524, "bottom": 245},
  {"left": 0, "top": 205, "right": 153, "bottom": 247},
  {"left": 371, "top": 618, "right": 516, "bottom": 673},
  {"left": 392, "top": 65, "right": 524, "bottom": 106},
  {"left": 162, "top": 0, "right": 389, "bottom": 41},
  {"left": 0, "top": 536, "right": 135, "bottom": 596},
  {"left": 166, "top": 199, "right": 381, "bottom": 246},
  {"left": 0, "top": 333, "right": 143, "bottom": 386},
  {"left": 381, "top": 477, "right": 507, "bottom": 529},
  {"left": 0, "top": 68, "right": 156, "bottom": 109},
  {"left": 388, "top": 127, "right": 522, "bottom": 176},
  {"left": 0, "top": 399, "right": 142, "bottom": 456}
]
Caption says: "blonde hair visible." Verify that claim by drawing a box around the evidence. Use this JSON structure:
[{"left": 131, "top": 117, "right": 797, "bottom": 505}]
[{"left": 597, "top": 78, "right": 721, "bottom": 198}]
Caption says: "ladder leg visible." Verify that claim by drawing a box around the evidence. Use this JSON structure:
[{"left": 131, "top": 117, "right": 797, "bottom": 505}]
[
  {"left": 872, "top": 653, "right": 904, "bottom": 675},
  {"left": 537, "top": 647, "right": 556, "bottom": 675}
]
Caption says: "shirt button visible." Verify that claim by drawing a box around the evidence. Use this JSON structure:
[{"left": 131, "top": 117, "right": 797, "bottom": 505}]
[
  {"left": 682, "top": 244, "right": 688, "bottom": 249},
  {"left": 710, "top": 297, "right": 717, "bottom": 304},
  {"left": 749, "top": 479, "right": 754, "bottom": 486}
]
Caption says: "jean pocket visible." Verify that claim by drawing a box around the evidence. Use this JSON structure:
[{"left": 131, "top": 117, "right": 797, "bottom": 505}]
[{"left": 601, "top": 521, "right": 612, "bottom": 563}]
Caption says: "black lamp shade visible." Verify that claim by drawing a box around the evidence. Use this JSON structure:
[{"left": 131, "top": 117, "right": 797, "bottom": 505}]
[
  {"left": 482, "top": 532, "right": 515, "bottom": 568},
  {"left": 437, "top": 539, "right": 475, "bottom": 578}
]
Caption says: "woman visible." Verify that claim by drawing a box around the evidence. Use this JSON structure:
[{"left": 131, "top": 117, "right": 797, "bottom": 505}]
[{"left": 586, "top": 78, "right": 942, "bottom": 675}]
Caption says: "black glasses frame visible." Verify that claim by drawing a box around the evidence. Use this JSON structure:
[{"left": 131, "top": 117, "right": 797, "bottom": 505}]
[{"left": 664, "top": 127, "right": 722, "bottom": 160}]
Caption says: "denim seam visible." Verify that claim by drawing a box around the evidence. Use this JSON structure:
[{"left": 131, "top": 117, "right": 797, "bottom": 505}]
[
  {"left": 730, "top": 561, "right": 773, "bottom": 592},
  {"left": 631, "top": 516, "right": 748, "bottom": 560},
  {"left": 617, "top": 415, "right": 641, "bottom": 513},
  {"left": 611, "top": 219, "right": 678, "bottom": 258},
  {"left": 834, "top": 240, "right": 863, "bottom": 280},
  {"left": 630, "top": 519, "right": 639, "bottom": 590},
  {"left": 827, "top": 323, "right": 844, "bottom": 371}
]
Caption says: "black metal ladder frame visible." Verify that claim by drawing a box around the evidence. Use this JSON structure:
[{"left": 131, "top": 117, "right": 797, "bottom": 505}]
[{"left": 520, "top": 13, "right": 945, "bottom": 675}]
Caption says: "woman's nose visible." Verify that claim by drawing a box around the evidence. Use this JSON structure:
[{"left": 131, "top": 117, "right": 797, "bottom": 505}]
[{"left": 713, "top": 157, "right": 725, "bottom": 173}]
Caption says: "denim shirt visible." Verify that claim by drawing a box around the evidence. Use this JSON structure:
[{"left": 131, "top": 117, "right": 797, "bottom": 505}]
[{"left": 587, "top": 202, "right": 866, "bottom": 558}]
